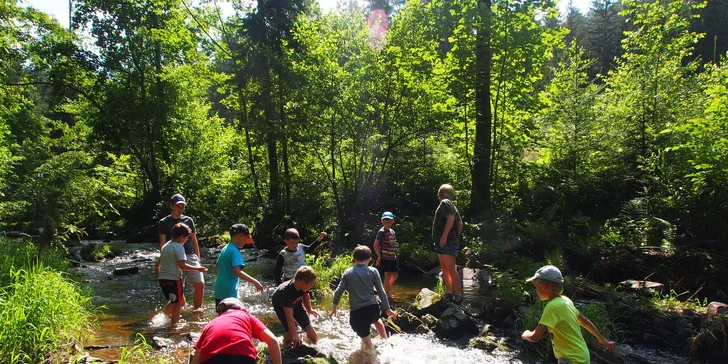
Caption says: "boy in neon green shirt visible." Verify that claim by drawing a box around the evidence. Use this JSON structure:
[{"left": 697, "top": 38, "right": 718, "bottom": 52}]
[{"left": 521, "top": 265, "right": 616, "bottom": 364}]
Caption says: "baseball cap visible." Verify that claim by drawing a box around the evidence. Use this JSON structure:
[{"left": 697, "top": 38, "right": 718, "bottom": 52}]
[
  {"left": 170, "top": 194, "right": 186, "bottom": 205},
  {"left": 216, "top": 297, "right": 245, "bottom": 314},
  {"left": 381, "top": 211, "right": 395, "bottom": 220},
  {"left": 230, "top": 224, "right": 254, "bottom": 245},
  {"left": 526, "top": 265, "right": 564, "bottom": 284}
]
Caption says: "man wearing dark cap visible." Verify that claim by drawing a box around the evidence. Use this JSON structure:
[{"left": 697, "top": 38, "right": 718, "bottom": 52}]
[
  {"left": 158, "top": 193, "right": 205, "bottom": 311},
  {"left": 213, "top": 224, "right": 264, "bottom": 305},
  {"left": 191, "top": 298, "right": 282, "bottom": 364}
]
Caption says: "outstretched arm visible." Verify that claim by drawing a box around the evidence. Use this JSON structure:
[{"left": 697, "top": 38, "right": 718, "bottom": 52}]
[
  {"left": 233, "top": 266, "right": 264, "bottom": 292},
  {"left": 303, "top": 231, "right": 328, "bottom": 252},
  {"left": 578, "top": 314, "right": 616, "bottom": 351},
  {"left": 521, "top": 324, "right": 548, "bottom": 342}
]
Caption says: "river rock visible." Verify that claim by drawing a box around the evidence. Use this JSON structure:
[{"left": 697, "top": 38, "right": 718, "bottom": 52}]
[
  {"left": 112, "top": 266, "right": 139, "bottom": 276},
  {"left": 706, "top": 301, "right": 728, "bottom": 319},
  {"left": 434, "top": 306, "right": 477, "bottom": 340},
  {"left": 619, "top": 279, "right": 665, "bottom": 295},
  {"left": 415, "top": 288, "right": 459, "bottom": 317},
  {"left": 393, "top": 309, "right": 425, "bottom": 333},
  {"left": 150, "top": 336, "right": 174, "bottom": 350},
  {"left": 469, "top": 335, "right": 500, "bottom": 352}
]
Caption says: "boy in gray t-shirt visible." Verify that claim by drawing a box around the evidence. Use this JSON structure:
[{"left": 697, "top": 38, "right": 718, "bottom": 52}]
[
  {"left": 330, "top": 246, "right": 396, "bottom": 349},
  {"left": 158, "top": 223, "right": 208, "bottom": 328}
]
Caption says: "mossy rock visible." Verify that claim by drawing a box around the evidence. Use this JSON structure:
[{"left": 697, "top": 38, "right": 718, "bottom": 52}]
[
  {"left": 80, "top": 243, "right": 121, "bottom": 262},
  {"left": 691, "top": 314, "right": 728, "bottom": 362}
]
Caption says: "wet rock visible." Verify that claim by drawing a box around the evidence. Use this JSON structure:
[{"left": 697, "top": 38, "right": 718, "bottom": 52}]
[
  {"left": 415, "top": 288, "right": 458, "bottom": 317},
  {"left": 150, "top": 336, "right": 174, "bottom": 350},
  {"left": 392, "top": 309, "right": 424, "bottom": 333},
  {"left": 469, "top": 335, "right": 499, "bottom": 352},
  {"left": 76, "top": 353, "right": 105, "bottom": 363},
  {"left": 434, "top": 306, "right": 477, "bottom": 340},
  {"left": 619, "top": 279, "right": 665, "bottom": 295},
  {"left": 283, "top": 345, "right": 338, "bottom": 364},
  {"left": 706, "top": 301, "right": 728, "bottom": 319},
  {"left": 642, "top": 333, "right": 662, "bottom": 346},
  {"left": 112, "top": 266, "right": 139, "bottom": 276}
]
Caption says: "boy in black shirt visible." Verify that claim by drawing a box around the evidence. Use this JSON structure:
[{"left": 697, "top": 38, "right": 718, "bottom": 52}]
[{"left": 272, "top": 266, "right": 320, "bottom": 346}]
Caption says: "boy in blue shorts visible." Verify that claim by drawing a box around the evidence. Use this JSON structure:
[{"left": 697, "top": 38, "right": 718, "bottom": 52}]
[
  {"left": 158, "top": 223, "right": 208, "bottom": 328},
  {"left": 373, "top": 211, "right": 399, "bottom": 301},
  {"left": 521, "top": 265, "right": 616, "bottom": 364},
  {"left": 272, "top": 265, "right": 320, "bottom": 346},
  {"left": 330, "top": 245, "right": 397, "bottom": 349},
  {"left": 213, "top": 224, "right": 264, "bottom": 306}
]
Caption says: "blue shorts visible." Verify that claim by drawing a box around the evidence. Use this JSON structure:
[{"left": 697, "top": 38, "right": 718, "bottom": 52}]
[{"left": 434, "top": 241, "right": 459, "bottom": 257}]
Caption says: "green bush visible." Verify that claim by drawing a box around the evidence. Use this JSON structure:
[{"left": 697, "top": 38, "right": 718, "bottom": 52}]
[
  {"left": 0, "top": 238, "right": 69, "bottom": 285},
  {"left": 306, "top": 253, "right": 352, "bottom": 296},
  {"left": 0, "top": 266, "right": 94, "bottom": 363}
]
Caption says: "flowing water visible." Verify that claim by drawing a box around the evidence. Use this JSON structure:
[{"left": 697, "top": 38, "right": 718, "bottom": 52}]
[{"left": 75, "top": 241, "right": 699, "bottom": 364}]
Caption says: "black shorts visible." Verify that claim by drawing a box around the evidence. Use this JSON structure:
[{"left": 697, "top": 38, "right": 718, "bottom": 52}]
[
  {"left": 159, "top": 279, "right": 183, "bottom": 304},
  {"left": 380, "top": 259, "right": 400, "bottom": 273},
  {"left": 202, "top": 354, "right": 256, "bottom": 364},
  {"left": 274, "top": 303, "right": 312, "bottom": 332},
  {"left": 350, "top": 303, "right": 382, "bottom": 337}
]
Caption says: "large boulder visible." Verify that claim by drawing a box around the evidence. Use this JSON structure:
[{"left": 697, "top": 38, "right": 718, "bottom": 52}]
[
  {"left": 392, "top": 309, "right": 425, "bottom": 333},
  {"left": 415, "top": 288, "right": 458, "bottom": 317},
  {"left": 434, "top": 306, "right": 477, "bottom": 340}
]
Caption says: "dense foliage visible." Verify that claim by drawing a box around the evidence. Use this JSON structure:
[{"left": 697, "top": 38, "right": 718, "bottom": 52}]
[{"left": 1, "top": 0, "right": 727, "bottom": 294}]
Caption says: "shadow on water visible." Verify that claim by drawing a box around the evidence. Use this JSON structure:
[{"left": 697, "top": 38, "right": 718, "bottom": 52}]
[{"left": 76, "top": 242, "right": 700, "bottom": 364}]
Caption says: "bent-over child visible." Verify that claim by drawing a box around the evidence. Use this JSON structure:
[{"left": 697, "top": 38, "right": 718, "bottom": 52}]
[
  {"left": 158, "top": 222, "right": 208, "bottom": 328},
  {"left": 191, "top": 297, "right": 282, "bottom": 364},
  {"left": 273, "top": 228, "right": 327, "bottom": 285},
  {"left": 272, "top": 265, "right": 320, "bottom": 346},
  {"left": 330, "top": 245, "right": 397, "bottom": 349},
  {"left": 521, "top": 265, "right": 616, "bottom": 364}
]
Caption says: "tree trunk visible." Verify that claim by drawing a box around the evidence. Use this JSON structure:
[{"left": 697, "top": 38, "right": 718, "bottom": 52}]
[{"left": 470, "top": 0, "right": 493, "bottom": 221}]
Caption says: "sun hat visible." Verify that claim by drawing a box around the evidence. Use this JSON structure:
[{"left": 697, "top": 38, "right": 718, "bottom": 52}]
[
  {"left": 381, "top": 211, "right": 395, "bottom": 220},
  {"left": 526, "top": 265, "right": 564, "bottom": 284}
]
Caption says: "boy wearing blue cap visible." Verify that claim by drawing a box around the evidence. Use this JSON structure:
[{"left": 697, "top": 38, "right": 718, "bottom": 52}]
[
  {"left": 373, "top": 211, "right": 399, "bottom": 301},
  {"left": 521, "top": 265, "right": 616, "bottom": 364}
]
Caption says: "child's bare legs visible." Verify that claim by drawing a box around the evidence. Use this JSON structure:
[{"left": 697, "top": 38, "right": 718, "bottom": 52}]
[
  {"left": 192, "top": 282, "right": 204, "bottom": 310},
  {"left": 374, "top": 319, "right": 387, "bottom": 339},
  {"left": 170, "top": 302, "right": 181, "bottom": 327},
  {"left": 304, "top": 326, "right": 318, "bottom": 344},
  {"left": 438, "top": 254, "right": 453, "bottom": 294},
  {"left": 383, "top": 272, "right": 399, "bottom": 299},
  {"left": 438, "top": 254, "right": 461, "bottom": 296},
  {"left": 361, "top": 335, "right": 373, "bottom": 349}
]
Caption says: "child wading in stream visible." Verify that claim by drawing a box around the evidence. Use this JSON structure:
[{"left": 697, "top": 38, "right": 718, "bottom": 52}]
[
  {"left": 521, "top": 265, "right": 616, "bottom": 364},
  {"left": 158, "top": 222, "right": 208, "bottom": 328},
  {"left": 330, "top": 245, "right": 396, "bottom": 349}
]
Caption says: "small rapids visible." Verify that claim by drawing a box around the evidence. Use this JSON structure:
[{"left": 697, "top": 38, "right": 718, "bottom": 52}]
[{"left": 74, "top": 241, "right": 700, "bottom": 363}]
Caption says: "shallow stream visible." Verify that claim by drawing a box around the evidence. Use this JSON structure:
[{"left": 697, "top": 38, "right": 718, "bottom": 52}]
[{"left": 75, "top": 241, "right": 698, "bottom": 363}]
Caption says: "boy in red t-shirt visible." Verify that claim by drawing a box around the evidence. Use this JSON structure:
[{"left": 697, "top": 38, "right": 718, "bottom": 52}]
[{"left": 191, "top": 298, "right": 282, "bottom": 364}]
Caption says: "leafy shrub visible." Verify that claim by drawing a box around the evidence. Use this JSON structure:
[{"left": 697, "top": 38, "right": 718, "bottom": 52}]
[
  {"left": 306, "top": 253, "right": 352, "bottom": 296},
  {"left": 493, "top": 270, "right": 527, "bottom": 312}
]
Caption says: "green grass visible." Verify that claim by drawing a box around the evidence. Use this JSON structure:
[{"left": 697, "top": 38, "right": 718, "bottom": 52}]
[
  {"left": 118, "top": 334, "right": 180, "bottom": 364},
  {"left": 0, "top": 237, "right": 95, "bottom": 363},
  {"left": 0, "top": 266, "right": 94, "bottom": 363},
  {"left": 644, "top": 289, "right": 708, "bottom": 314}
]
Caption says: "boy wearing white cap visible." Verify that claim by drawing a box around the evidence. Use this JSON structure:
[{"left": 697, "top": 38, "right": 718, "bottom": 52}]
[
  {"left": 191, "top": 297, "right": 281, "bottom": 364},
  {"left": 521, "top": 265, "right": 616, "bottom": 364}
]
